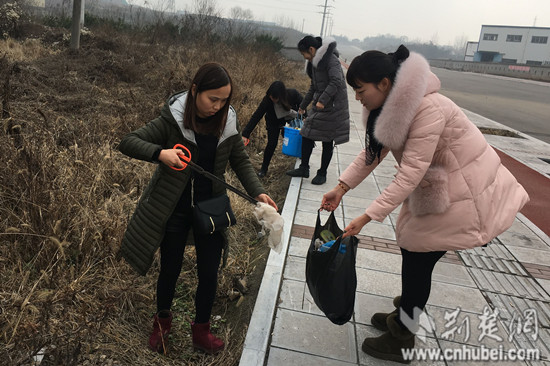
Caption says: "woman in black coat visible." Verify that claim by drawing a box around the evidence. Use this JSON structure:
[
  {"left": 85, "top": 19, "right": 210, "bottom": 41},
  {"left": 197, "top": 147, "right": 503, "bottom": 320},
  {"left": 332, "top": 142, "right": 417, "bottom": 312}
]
[
  {"left": 242, "top": 81, "right": 303, "bottom": 177},
  {"left": 286, "top": 36, "right": 350, "bottom": 185}
]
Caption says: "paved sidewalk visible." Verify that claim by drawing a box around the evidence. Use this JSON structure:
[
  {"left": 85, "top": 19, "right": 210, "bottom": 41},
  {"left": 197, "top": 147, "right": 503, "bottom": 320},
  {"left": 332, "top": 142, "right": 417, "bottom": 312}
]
[{"left": 240, "top": 82, "right": 550, "bottom": 365}]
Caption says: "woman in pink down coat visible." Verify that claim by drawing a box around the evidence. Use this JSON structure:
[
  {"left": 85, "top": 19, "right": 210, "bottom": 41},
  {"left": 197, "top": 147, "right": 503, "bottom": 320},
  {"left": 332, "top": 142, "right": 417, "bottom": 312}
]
[{"left": 321, "top": 45, "right": 529, "bottom": 363}]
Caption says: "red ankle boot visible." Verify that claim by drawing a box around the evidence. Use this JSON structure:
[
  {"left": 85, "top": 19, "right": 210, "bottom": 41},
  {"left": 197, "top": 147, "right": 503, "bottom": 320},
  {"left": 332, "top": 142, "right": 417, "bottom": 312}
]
[
  {"left": 191, "top": 321, "right": 225, "bottom": 354},
  {"left": 148, "top": 311, "right": 172, "bottom": 354}
]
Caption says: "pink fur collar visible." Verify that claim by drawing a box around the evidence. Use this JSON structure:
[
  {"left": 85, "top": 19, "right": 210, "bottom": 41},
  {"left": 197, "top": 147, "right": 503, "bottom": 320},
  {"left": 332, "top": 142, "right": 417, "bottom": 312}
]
[{"left": 372, "top": 52, "right": 441, "bottom": 150}]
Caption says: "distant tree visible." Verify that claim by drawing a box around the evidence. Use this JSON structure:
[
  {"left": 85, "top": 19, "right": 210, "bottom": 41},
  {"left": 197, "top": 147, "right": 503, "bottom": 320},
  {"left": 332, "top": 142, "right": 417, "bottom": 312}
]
[
  {"left": 230, "top": 6, "right": 252, "bottom": 20},
  {"left": 192, "top": 0, "right": 221, "bottom": 40},
  {"left": 453, "top": 34, "right": 469, "bottom": 58}
]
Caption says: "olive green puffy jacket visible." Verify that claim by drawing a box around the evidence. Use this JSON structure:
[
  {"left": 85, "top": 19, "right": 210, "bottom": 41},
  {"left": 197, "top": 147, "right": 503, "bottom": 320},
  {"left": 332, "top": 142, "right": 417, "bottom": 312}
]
[{"left": 118, "top": 91, "right": 265, "bottom": 275}]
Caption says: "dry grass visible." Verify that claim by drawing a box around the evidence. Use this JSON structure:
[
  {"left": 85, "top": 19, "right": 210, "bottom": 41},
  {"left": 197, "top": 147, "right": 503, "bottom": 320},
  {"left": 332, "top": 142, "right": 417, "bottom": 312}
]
[
  {"left": 478, "top": 127, "right": 522, "bottom": 138},
  {"left": 0, "top": 25, "right": 310, "bottom": 365}
]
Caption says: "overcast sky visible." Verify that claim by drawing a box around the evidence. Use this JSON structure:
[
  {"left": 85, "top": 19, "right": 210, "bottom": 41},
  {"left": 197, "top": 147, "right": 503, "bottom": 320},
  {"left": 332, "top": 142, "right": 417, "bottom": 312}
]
[{"left": 172, "top": 0, "right": 550, "bottom": 46}]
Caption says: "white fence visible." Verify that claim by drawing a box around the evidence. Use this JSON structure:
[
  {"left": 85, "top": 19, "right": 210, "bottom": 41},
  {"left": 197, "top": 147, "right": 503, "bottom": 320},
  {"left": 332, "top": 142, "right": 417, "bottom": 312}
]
[{"left": 429, "top": 59, "right": 550, "bottom": 82}]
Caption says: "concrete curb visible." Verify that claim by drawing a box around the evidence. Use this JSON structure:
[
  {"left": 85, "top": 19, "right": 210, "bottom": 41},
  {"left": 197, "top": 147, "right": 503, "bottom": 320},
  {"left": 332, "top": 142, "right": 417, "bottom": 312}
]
[{"left": 239, "top": 161, "right": 303, "bottom": 365}]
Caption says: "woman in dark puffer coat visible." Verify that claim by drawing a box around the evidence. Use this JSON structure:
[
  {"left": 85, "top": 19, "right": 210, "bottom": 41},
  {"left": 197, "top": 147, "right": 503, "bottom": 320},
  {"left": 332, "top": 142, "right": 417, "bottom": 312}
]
[
  {"left": 286, "top": 36, "right": 350, "bottom": 185},
  {"left": 118, "top": 63, "right": 277, "bottom": 356}
]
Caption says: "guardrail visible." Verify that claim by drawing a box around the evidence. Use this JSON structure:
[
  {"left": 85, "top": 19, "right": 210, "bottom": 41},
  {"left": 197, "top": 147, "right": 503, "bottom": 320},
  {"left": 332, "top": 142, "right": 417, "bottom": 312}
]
[{"left": 429, "top": 59, "right": 550, "bottom": 82}]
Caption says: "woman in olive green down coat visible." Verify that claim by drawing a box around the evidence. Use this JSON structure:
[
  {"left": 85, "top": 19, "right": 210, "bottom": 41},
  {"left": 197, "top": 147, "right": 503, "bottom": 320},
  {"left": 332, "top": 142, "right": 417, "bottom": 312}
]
[{"left": 118, "top": 63, "right": 277, "bottom": 355}]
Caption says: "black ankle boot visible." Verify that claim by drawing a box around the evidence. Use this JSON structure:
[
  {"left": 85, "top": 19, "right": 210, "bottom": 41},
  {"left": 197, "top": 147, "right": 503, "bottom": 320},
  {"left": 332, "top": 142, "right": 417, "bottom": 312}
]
[
  {"left": 286, "top": 166, "right": 309, "bottom": 178},
  {"left": 311, "top": 170, "right": 327, "bottom": 185},
  {"left": 371, "top": 296, "right": 401, "bottom": 331},
  {"left": 362, "top": 313, "right": 415, "bottom": 364}
]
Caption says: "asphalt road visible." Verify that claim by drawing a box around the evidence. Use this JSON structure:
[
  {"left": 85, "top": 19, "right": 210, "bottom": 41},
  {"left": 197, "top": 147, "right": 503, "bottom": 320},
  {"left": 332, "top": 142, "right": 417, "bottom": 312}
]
[
  {"left": 338, "top": 45, "right": 550, "bottom": 144},
  {"left": 431, "top": 68, "right": 550, "bottom": 144}
]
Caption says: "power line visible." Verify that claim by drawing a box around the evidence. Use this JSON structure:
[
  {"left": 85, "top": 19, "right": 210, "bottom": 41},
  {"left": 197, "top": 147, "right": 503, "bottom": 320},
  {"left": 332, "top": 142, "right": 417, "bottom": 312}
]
[{"left": 221, "top": 0, "right": 312, "bottom": 14}]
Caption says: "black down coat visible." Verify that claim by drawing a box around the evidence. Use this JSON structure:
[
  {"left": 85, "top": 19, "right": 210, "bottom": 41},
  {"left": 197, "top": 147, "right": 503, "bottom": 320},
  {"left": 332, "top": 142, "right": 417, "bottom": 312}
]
[
  {"left": 300, "top": 37, "right": 350, "bottom": 145},
  {"left": 118, "top": 91, "right": 265, "bottom": 275}
]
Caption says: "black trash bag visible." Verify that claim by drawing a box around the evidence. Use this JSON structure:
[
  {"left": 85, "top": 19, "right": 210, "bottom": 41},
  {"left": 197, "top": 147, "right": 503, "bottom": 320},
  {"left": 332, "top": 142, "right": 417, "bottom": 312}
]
[{"left": 305, "top": 210, "right": 359, "bottom": 325}]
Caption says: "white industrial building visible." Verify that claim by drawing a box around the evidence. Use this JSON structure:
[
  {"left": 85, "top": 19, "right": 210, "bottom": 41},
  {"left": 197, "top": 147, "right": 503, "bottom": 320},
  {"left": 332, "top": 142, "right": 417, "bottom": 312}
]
[{"left": 474, "top": 25, "right": 550, "bottom": 65}]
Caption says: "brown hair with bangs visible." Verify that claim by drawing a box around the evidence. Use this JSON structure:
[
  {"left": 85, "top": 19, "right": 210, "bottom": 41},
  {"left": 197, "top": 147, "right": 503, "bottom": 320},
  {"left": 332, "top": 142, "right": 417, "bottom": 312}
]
[{"left": 183, "top": 63, "right": 233, "bottom": 137}]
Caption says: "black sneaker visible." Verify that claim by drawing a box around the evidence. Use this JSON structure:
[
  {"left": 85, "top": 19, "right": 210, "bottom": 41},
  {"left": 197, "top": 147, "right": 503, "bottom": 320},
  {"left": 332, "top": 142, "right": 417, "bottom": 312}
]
[
  {"left": 311, "top": 174, "right": 327, "bottom": 185},
  {"left": 286, "top": 166, "right": 310, "bottom": 178},
  {"left": 257, "top": 170, "right": 267, "bottom": 178}
]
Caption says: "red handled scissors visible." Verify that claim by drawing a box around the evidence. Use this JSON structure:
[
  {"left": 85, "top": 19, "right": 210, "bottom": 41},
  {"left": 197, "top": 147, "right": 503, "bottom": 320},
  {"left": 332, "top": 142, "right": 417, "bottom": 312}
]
[
  {"left": 170, "top": 144, "right": 192, "bottom": 171},
  {"left": 168, "top": 143, "right": 259, "bottom": 204}
]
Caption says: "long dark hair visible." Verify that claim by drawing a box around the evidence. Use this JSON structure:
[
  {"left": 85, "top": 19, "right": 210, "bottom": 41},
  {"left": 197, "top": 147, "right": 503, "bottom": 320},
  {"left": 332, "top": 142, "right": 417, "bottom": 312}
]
[
  {"left": 266, "top": 81, "right": 291, "bottom": 110},
  {"left": 346, "top": 45, "right": 410, "bottom": 165},
  {"left": 346, "top": 44, "right": 409, "bottom": 87},
  {"left": 297, "top": 36, "right": 322, "bottom": 52},
  {"left": 183, "top": 63, "right": 233, "bottom": 137}
]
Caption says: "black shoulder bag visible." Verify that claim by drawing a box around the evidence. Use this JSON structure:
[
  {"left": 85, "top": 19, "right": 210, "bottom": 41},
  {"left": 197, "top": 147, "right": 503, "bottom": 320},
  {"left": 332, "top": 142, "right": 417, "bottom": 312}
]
[{"left": 193, "top": 194, "right": 236, "bottom": 235}]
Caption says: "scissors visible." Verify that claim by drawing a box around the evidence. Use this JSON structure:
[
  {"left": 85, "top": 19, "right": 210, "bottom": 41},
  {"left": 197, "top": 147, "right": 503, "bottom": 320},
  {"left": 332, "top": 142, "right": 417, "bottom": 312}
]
[
  {"left": 168, "top": 143, "right": 258, "bottom": 204},
  {"left": 170, "top": 144, "right": 192, "bottom": 171}
]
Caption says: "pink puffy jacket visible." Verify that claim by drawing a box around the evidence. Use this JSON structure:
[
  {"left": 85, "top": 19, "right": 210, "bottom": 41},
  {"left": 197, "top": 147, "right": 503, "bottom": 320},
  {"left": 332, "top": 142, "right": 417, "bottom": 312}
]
[{"left": 339, "top": 52, "right": 529, "bottom": 252}]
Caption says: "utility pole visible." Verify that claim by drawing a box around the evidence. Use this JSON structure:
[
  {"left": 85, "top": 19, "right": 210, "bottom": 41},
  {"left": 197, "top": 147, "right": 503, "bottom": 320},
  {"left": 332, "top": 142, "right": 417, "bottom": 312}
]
[
  {"left": 70, "top": 0, "right": 83, "bottom": 50},
  {"left": 319, "top": 0, "right": 328, "bottom": 37}
]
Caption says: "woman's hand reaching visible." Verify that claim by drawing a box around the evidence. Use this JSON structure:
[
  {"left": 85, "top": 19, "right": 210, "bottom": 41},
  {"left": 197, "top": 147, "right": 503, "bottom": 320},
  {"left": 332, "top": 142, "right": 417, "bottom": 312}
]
[
  {"left": 343, "top": 214, "right": 371, "bottom": 238},
  {"left": 256, "top": 194, "right": 278, "bottom": 211},
  {"left": 321, "top": 187, "right": 344, "bottom": 211}
]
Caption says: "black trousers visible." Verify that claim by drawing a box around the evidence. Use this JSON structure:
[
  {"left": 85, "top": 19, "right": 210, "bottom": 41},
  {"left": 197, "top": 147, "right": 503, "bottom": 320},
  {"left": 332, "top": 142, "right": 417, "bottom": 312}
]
[
  {"left": 398, "top": 247, "right": 446, "bottom": 325},
  {"left": 300, "top": 136, "right": 334, "bottom": 175},
  {"left": 156, "top": 211, "right": 224, "bottom": 323},
  {"left": 261, "top": 126, "right": 284, "bottom": 172}
]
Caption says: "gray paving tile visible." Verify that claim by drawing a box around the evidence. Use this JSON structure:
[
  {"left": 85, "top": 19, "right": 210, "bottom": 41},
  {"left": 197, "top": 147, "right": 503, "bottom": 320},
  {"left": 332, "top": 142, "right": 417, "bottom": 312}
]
[
  {"left": 356, "top": 267, "right": 401, "bottom": 297},
  {"left": 297, "top": 197, "right": 342, "bottom": 216},
  {"left": 507, "top": 246, "right": 550, "bottom": 266},
  {"left": 337, "top": 143, "right": 365, "bottom": 155},
  {"left": 355, "top": 248, "right": 401, "bottom": 274},
  {"left": 271, "top": 308, "right": 358, "bottom": 363},
  {"left": 283, "top": 255, "right": 306, "bottom": 281},
  {"left": 299, "top": 189, "right": 327, "bottom": 201},
  {"left": 356, "top": 221, "right": 396, "bottom": 240},
  {"left": 288, "top": 236, "right": 310, "bottom": 258},
  {"left": 344, "top": 205, "right": 392, "bottom": 225},
  {"left": 499, "top": 230, "right": 550, "bottom": 250},
  {"left": 337, "top": 153, "right": 362, "bottom": 166},
  {"left": 467, "top": 268, "right": 548, "bottom": 300},
  {"left": 428, "top": 282, "right": 488, "bottom": 314},
  {"left": 508, "top": 218, "right": 543, "bottom": 237},
  {"left": 346, "top": 186, "right": 381, "bottom": 201},
  {"left": 342, "top": 196, "right": 374, "bottom": 209},
  {"left": 302, "top": 177, "right": 340, "bottom": 192},
  {"left": 267, "top": 347, "right": 356, "bottom": 366},
  {"left": 372, "top": 163, "right": 399, "bottom": 178},
  {"left": 354, "top": 292, "right": 397, "bottom": 326},
  {"left": 537, "top": 278, "right": 550, "bottom": 295},
  {"left": 432, "top": 262, "right": 477, "bottom": 288},
  {"left": 278, "top": 278, "right": 306, "bottom": 312}
]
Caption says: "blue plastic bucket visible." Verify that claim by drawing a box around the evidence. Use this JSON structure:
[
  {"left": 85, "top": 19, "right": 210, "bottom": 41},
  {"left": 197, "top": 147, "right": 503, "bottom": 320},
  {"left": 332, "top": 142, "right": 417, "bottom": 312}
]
[{"left": 282, "top": 127, "right": 302, "bottom": 158}]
